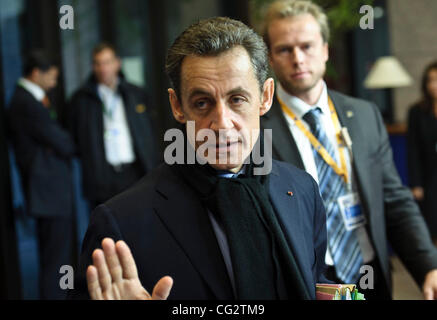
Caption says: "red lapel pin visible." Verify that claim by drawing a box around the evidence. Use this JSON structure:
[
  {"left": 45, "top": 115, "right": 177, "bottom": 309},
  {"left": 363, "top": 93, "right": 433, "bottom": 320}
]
[{"left": 287, "top": 191, "right": 293, "bottom": 196}]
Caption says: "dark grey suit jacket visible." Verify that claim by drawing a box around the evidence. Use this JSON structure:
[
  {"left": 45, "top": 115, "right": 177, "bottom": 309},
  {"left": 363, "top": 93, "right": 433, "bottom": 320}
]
[
  {"left": 8, "top": 86, "right": 75, "bottom": 218},
  {"left": 70, "top": 160, "right": 328, "bottom": 300},
  {"left": 261, "top": 89, "right": 437, "bottom": 297}
]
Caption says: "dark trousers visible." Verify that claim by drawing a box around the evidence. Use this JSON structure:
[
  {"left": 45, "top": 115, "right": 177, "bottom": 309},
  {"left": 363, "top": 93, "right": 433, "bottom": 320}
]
[
  {"left": 324, "top": 259, "right": 391, "bottom": 300},
  {"left": 91, "top": 161, "right": 145, "bottom": 210},
  {"left": 37, "top": 215, "right": 75, "bottom": 300}
]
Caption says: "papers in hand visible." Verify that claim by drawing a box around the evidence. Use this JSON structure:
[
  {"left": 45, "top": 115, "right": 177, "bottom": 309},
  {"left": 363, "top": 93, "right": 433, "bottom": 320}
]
[{"left": 316, "top": 283, "right": 365, "bottom": 300}]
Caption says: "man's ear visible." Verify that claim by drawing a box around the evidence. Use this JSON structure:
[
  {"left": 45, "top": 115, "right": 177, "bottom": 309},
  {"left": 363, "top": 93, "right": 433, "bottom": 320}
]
[
  {"left": 168, "top": 88, "right": 186, "bottom": 124},
  {"left": 260, "top": 78, "right": 274, "bottom": 116}
]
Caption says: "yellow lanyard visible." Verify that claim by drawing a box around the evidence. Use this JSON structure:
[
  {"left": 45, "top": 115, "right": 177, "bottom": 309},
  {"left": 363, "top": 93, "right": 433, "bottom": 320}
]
[{"left": 278, "top": 95, "right": 349, "bottom": 185}]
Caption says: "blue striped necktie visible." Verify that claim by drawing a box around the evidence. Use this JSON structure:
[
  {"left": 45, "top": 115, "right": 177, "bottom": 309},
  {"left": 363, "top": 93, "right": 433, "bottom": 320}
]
[{"left": 303, "top": 107, "right": 363, "bottom": 283}]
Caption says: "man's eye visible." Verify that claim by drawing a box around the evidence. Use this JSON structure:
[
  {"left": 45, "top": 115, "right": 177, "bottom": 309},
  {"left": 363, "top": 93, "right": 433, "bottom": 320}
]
[
  {"left": 231, "top": 96, "right": 245, "bottom": 105},
  {"left": 195, "top": 100, "right": 209, "bottom": 109},
  {"left": 302, "top": 44, "right": 312, "bottom": 51}
]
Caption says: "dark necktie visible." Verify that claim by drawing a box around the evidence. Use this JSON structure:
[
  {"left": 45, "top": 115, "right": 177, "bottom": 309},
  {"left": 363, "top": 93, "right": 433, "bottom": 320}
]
[{"left": 42, "top": 95, "right": 50, "bottom": 108}]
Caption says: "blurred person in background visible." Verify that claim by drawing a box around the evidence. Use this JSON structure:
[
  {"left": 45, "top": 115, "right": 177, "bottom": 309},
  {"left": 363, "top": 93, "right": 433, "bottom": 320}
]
[
  {"left": 7, "top": 50, "right": 76, "bottom": 299},
  {"left": 408, "top": 61, "right": 437, "bottom": 247},
  {"left": 261, "top": 0, "right": 437, "bottom": 299},
  {"left": 68, "top": 43, "right": 158, "bottom": 210}
]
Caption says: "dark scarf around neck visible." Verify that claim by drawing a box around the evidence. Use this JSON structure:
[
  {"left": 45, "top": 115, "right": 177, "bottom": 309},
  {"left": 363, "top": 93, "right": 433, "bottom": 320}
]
[{"left": 171, "top": 133, "right": 310, "bottom": 300}]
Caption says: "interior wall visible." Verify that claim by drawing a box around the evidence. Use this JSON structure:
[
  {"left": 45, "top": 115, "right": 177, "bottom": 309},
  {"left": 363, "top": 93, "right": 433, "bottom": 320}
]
[{"left": 387, "top": 0, "right": 437, "bottom": 123}]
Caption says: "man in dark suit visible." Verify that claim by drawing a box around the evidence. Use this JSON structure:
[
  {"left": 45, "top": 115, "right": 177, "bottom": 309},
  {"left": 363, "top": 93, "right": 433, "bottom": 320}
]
[
  {"left": 8, "top": 51, "right": 76, "bottom": 299},
  {"left": 68, "top": 43, "right": 157, "bottom": 209},
  {"left": 70, "top": 17, "right": 329, "bottom": 300},
  {"left": 260, "top": 0, "right": 437, "bottom": 299}
]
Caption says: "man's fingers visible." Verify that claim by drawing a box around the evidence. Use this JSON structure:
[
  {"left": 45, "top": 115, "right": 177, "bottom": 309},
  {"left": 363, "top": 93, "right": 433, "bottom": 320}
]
[
  {"left": 86, "top": 265, "right": 103, "bottom": 300},
  {"left": 115, "top": 240, "right": 139, "bottom": 280},
  {"left": 102, "top": 238, "right": 123, "bottom": 283},
  {"left": 422, "top": 270, "right": 437, "bottom": 300},
  {"left": 152, "top": 276, "right": 173, "bottom": 300},
  {"left": 423, "top": 287, "right": 434, "bottom": 300},
  {"left": 92, "top": 248, "right": 112, "bottom": 293},
  {"left": 88, "top": 239, "right": 172, "bottom": 300}
]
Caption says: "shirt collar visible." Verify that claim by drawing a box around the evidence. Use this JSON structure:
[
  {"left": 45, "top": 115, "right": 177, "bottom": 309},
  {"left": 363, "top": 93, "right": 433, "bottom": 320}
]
[
  {"left": 277, "top": 81, "right": 329, "bottom": 119},
  {"left": 216, "top": 165, "right": 246, "bottom": 178},
  {"left": 97, "top": 78, "right": 120, "bottom": 96},
  {"left": 17, "top": 78, "right": 45, "bottom": 102}
]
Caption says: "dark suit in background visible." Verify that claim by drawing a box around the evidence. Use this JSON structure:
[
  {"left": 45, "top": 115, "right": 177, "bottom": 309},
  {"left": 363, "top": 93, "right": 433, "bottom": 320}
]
[
  {"left": 407, "top": 104, "right": 437, "bottom": 237},
  {"left": 8, "top": 85, "right": 76, "bottom": 299},
  {"left": 68, "top": 75, "right": 158, "bottom": 208},
  {"left": 261, "top": 90, "right": 437, "bottom": 299},
  {"left": 70, "top": 160, "right": 328, "bottom": 299}
]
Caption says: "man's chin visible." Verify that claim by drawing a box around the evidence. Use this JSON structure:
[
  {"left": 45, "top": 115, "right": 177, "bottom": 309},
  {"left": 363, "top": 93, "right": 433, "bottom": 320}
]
[
  {"left": 209, "top": 162, "right": 243, "bottom": 173},
  {"left": 283, "top": 78, "right": 318, "bottom": 95}
]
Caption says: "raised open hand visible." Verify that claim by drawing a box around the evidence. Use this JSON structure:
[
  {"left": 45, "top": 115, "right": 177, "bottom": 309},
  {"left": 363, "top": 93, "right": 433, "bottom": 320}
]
[{"left": 86, "top": 238, "right": 173, "bottom": 300}]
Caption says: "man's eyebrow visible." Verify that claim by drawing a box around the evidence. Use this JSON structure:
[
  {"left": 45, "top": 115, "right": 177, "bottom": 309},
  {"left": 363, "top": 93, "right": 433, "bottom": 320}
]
[
  {"left": 275, "top": 40, "right": 315, "bottom": 48},
  {"left": 188, "top": 87, "right": 253, "bottom": 100},
  {"left": 188, "top": 89, "right": 212, "bottom": 101},
  {"left": 227, "top": 87, "right": 252, "bottom": 98}
]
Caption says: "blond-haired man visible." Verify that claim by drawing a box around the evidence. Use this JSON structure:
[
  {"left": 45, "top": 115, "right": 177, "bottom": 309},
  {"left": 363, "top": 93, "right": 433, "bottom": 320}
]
[{"left": 261, "top": 0, "right": 437, "bottom": 300}]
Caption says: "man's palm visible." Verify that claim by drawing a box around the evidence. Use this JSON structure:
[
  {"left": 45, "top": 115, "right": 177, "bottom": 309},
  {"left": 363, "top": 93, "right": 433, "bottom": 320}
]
[{"left": 86, "top": 238, "right": 173, "bottom": 300}]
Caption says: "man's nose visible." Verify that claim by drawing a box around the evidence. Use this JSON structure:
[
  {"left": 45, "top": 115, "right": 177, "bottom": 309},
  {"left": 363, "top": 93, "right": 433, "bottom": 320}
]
[
  {"left": 210, "top": 101, "right": 234, "bottom": 131},
  {"left": 291, "top": 47, "right": 305, "bottom": 65}
]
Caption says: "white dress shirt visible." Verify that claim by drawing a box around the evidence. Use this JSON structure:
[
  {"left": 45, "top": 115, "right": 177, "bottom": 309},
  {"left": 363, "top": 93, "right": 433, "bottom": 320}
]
[
  {"left": 277, "top": 82, "right": 375, "bottom": 265},
  {"left": 98, "top": 82, "right": 136, "bottom": 166},
  {"left": 18, "top": 78, "right": 45, "bottom": 102}
]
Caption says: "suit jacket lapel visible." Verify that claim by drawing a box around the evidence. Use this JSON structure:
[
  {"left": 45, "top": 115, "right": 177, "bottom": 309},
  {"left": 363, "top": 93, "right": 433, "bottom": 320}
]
[
  {"left": 267, "top": 162, "right": 314, "bottom": 298},
  {"left": 262, "top": 97, "right": 305, "bottom": 170},
  {"left": 328, "top": 90, "right": 362, "bottom": 147},
  {"left": 153, "top": 167, "right": 234, "bottom": 299},
  {"left": 328, "top": 90, "right": 373, "bottom": 223}
]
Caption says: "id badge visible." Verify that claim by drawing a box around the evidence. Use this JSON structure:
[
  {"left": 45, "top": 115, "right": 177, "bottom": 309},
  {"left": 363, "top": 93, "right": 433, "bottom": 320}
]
[
  {"left": 337, "top": 193, "right": 366, "bottom": 231},
  {"left": 104, "top": 128, "right": 120, "bottom": 140}
]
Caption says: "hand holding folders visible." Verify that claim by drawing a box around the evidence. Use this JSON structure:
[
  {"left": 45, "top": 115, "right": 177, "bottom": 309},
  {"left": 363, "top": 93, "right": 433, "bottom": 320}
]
[{"left": 316, "top": 283, "right": 365, "bottom": 300}]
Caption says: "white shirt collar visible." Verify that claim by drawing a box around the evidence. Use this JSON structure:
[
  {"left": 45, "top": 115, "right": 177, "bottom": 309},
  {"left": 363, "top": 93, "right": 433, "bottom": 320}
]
[
  {"left": 97, "top": 78, "right": 120, "bottom": 96},
  {"left": 216, "top": 166, "right": 246, "bottom": 178},
  {"left": 276, "top": 81, "right": 329, "bottom": 119},
  {"left": 17, "top": 78, "right": 45, "bottom": 102}
]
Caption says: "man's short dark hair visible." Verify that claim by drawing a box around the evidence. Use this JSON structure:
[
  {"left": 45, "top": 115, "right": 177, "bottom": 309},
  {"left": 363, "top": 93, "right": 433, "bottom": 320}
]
[
  {"left": 23, "top": 50, "right": 56, "bottom": 76},
  {"left": 165, "top": 17, "right": 269, "bottom": 99},
  {"left": 92, "top": 42, "right": 118, "bottom": 60}
]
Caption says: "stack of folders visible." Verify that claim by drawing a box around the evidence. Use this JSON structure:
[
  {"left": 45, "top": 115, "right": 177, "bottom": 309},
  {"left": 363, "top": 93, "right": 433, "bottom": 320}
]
[{"left": 316, "top": 284, "right": 365, "bottom": 300}]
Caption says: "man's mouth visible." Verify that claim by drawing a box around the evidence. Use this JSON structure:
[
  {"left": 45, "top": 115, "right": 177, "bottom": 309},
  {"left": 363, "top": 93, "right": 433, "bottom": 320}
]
[
  {"left": 291, "top": 71, "right": 310, "bottom": 79},
  {"left": 215, "top": 140, "right": 240, "bottom": 152}
]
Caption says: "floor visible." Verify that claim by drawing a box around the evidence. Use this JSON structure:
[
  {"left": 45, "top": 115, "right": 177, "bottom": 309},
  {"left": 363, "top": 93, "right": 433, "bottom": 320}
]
[
  {"left": 14, "top": 159, "right": 90, "bottom": 299},
  {"left": 391, "top": 256, "right": 423, "bottom": 300}
]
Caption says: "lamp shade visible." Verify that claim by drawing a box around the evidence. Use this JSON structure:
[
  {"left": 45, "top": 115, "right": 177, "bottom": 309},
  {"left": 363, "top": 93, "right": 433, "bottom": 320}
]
[{"left": 364, "top": 56, "right": 413, "bottom": 89}]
